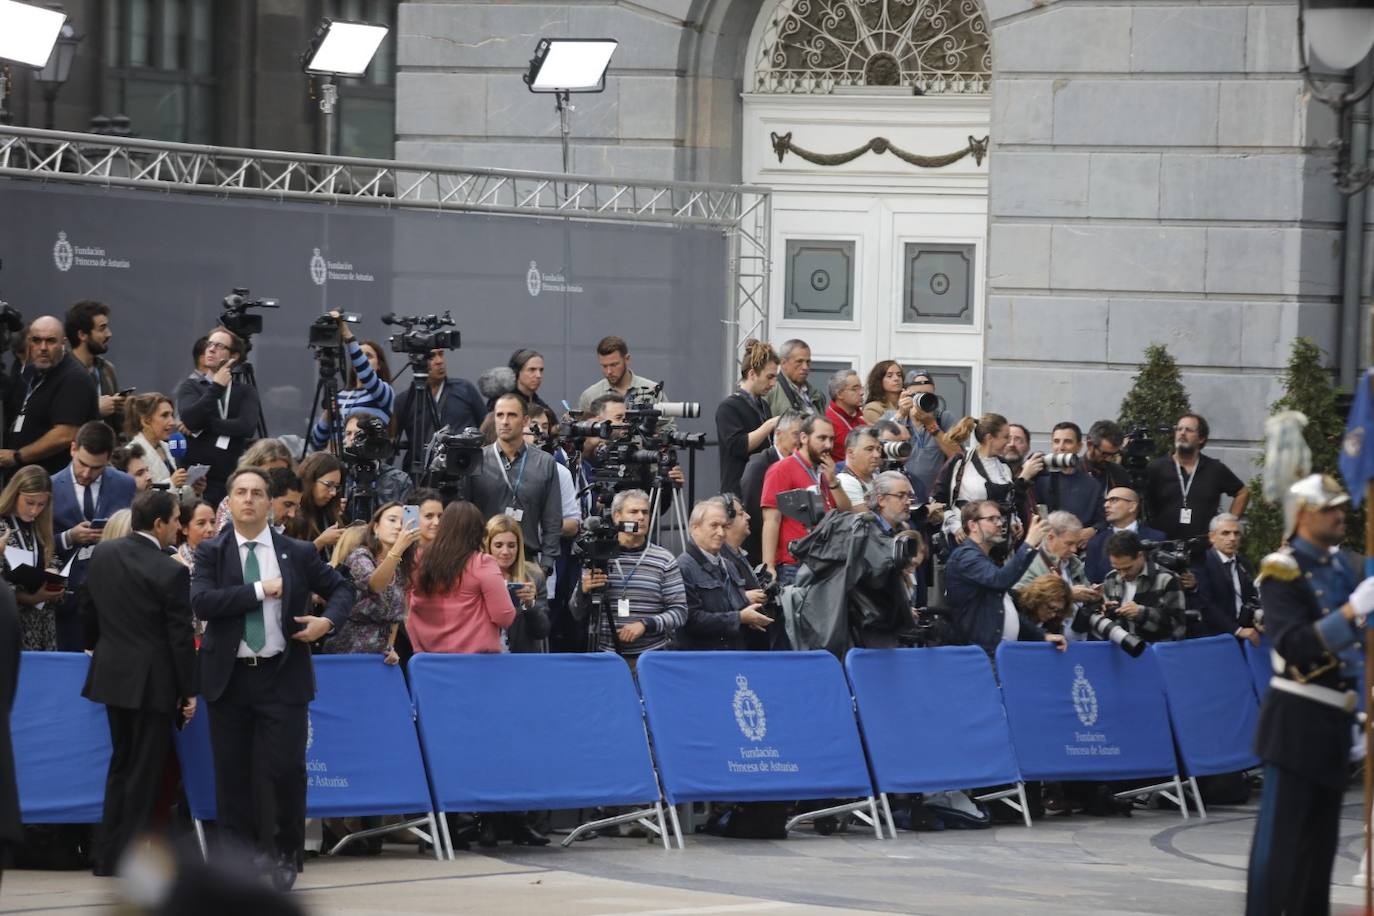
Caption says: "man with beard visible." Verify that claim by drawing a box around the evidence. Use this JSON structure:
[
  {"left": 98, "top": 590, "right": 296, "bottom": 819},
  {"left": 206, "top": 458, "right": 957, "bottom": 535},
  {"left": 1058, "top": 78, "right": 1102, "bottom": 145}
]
[
  {"left": 0, "top": 316, "right": 99, "bottom": 476},
  {"left": 577, "top": 335, "right": 662, "bottom": 415},
  {"left": 1001, "top": 423, "right": 1031, "bottom": 476},
  {"left": 66, "top": 301, "right": 126, "bottom": 425},
  {"left": 1084, "top": 419, "right": 1133, "bottom": 490},
  {"left": 760, "top": 415, "right": 850, "bottom": 585},
  {"left": 1144, "top": 414, "right": 1248, "bottom": 540}
]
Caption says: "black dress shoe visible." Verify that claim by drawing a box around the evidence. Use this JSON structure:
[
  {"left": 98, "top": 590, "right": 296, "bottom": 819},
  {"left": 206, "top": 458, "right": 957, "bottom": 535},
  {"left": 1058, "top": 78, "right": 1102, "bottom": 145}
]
[
  {"left": 91, "top": 862, "right": 115, "bottom": 877},
  {"left": 269, "top": 855, "right": 298, "bottom": 892},
  {"left": 512, "top": 823, "right": 550, "bottom": 847}
]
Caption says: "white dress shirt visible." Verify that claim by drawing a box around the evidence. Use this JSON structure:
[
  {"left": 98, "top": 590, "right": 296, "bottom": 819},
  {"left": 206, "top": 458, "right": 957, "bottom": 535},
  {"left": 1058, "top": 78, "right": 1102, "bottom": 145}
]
[
  {"left": 1216, "top": 548, "right": 1244, "bottom": 618},
  {"left": 59, "top": 473, "right": 104, "bottom": 553},
  {"left": 234, "top": 526, "right": 285, "bottom": 658}
]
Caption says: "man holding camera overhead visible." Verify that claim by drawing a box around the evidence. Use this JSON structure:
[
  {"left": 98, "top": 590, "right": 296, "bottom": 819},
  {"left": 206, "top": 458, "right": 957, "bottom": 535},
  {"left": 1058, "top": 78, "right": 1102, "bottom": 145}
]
[{"left": 1030, "top": 422, "right": 1106, "bottom": 529}]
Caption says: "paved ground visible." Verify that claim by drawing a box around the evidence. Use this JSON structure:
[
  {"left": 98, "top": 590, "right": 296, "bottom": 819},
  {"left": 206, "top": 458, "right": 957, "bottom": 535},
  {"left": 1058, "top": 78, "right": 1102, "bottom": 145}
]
[{"left": 4, "top": 796, "right": 1374, "bottom": 914}]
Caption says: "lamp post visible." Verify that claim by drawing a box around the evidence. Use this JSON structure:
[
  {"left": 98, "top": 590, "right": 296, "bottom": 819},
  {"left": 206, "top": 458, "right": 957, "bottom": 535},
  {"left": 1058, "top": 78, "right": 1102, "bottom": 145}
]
[
  {"left": 1298, "top": 0, "right": 1374, "bottom": 193},
  {"left": 32, "top": 14, "right": 80, "bottom": 130}
]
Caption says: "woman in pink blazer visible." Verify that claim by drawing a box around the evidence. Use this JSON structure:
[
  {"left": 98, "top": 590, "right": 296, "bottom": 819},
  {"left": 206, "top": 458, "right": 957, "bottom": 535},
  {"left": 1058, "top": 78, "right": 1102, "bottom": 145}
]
[{"left": 406, "top": 502, "right": 515, "bottom": 654}]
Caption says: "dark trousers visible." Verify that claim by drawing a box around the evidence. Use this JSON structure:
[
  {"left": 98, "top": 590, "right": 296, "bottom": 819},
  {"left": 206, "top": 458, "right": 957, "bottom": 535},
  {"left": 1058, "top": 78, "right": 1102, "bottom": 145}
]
[
  {"left": 95, "top": 706, "right": 174, "bottom": 870},
  {"left": 1246, "top": 763, "right": 1343, "bottom": 916},
  {"left": 207, "top": 663, "right": 308, "bottom": 860},
  {"left": 54, "top": 594, "right": 83, "bottom": 652}
]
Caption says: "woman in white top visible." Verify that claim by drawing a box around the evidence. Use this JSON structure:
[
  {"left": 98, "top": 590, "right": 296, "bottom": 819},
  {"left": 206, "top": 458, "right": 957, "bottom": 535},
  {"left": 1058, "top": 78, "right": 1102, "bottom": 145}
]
[
  {"left": 126, "top": 393, "right": 192, "bottom": 496},
  {"left": 942, "top": 413, "right": 1043, "bottom": 534}
]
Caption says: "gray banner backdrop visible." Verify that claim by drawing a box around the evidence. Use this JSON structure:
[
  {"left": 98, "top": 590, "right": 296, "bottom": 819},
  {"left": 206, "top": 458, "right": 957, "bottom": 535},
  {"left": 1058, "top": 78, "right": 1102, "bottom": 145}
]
[{"left": 0, "top": 180, "right": 727, "bottom": 488}]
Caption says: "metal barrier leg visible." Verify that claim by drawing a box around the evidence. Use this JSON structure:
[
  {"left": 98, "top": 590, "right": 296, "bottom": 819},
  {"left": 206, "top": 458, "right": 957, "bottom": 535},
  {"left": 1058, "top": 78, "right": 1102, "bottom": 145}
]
[
  {"left": 193, "top": 820, "right": 209, "bottom": 862},
  {"left": 437, "top": 811, "right": 456, "bottom": 859},
  {"left": 1017, "top": 783, "right": 1032, "bottom": 829},
  {"left": 668, "top": 801, "right": 686, "bottom": 849},
  {"left": 867, "top": 796, "right": 884, "bottom": 839},
  {"left": 1187, "top": 777, "right": 1207, "bottom": 819},
  {"left": 880, "top": 793, "right": 897, "bottom": 839},
  {"left": 653, "top": 802, "right": 671, "bottom": 851}
]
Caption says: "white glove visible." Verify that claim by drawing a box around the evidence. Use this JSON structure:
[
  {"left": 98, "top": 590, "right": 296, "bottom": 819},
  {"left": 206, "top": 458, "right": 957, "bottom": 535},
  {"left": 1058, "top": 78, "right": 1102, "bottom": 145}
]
[{"left": 1349, "top": 577, "right": 1374, "bottom": 618}]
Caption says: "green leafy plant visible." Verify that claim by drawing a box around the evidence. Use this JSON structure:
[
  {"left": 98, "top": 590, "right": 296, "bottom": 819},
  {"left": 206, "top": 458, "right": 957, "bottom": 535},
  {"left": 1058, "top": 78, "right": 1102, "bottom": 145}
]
[{"left": 1118, "top": 343, "right": 1192, "bottom": 459}]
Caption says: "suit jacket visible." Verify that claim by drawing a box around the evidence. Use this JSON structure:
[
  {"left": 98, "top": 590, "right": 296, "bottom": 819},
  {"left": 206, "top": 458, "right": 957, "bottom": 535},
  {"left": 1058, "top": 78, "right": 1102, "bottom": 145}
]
[
  {"left": 740, "top": 446, "right": 783, "bottom": 565},
  {"left": 52, "top": 465, "right": 136, "bottom": 593},
  {"left": 1084, "top": 522, "right": 1164, "bottom": 583},
  {"left": 0, "top": 585, "right": 20, "bottom": 845},
  {"left": 175, "top": 372, "right": 263, "bottom": 488},
  {"left": 1191, "top": 549, "right": 1259, "bottom": 637},
  {"left": 79, "top": 534, "right": 196, "bottom": 712},
  {"left": 191, "top": 527, "right": 354, "bottom": 704}
]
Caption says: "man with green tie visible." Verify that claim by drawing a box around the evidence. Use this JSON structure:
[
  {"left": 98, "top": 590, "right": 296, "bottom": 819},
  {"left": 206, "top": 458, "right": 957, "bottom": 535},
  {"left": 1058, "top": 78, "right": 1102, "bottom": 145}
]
[{"left": 190, "top": 466, "right": 354, "bottom": 891}]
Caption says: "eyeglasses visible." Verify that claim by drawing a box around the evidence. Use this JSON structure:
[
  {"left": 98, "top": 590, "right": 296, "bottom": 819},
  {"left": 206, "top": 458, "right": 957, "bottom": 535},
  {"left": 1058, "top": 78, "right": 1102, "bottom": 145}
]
[
  {"left": 1096, "top": 446, "right": 1121, "bottom": 458},
  {"left": 205, "top": 341, "right": 232, "bottom": 352},
  {"left": 1103, "top": 496, "right": 1135, "bottom": 504},
  {"left": 319, "top": 480, "right": 341, "bottom": 493},
  {"left": 977, "top": 515, "right": 1004, "bottom": 523}
]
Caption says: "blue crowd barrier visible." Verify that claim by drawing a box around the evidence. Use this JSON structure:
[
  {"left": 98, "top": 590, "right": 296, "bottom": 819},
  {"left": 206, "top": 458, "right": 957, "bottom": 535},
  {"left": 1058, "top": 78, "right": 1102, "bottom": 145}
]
[
  {"left": 1152, "top": 636, "right": 1260, "bottom": 799},
  {"left": 995, "top": 642, "right": 1194, "bottom": 815},
  {"left": 406, "top": 653, "right": 671, "bottom": 850},
  {"left": 12, "top": 652, "right": 110, "bottom": 823},
  {"left": 844, "top": 647, "right": 1030, "bottom": 830},
  {"left": 637, "top": 651, "right": 882, "bottom": 838},
  {"left": 174, "top": 656, "right": 443, "bottom": 858},
  {"left": 1243, "top": 636, "right": 1272, "bottom": 703}
]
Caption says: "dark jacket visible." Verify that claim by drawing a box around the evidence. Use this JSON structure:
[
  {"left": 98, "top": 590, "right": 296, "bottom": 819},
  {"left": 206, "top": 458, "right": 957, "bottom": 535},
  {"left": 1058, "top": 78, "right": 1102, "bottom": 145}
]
[
  {"left": 174, "top": 372, "right": 262, "bottom": 494},
  {"left": 943, "top": 539, "right": 1043, "bottom": 655},
  {"left": 191, "top": 527, "right": 354, "bottom": 704},
  {"left": 52, "top": 464, "right": 137, "bottom": 593},
  {"left": 675, "top": 542, "right": 750, "bottom": 651},
  {"left": 740, "top": 446, "right": 783, "bottom": 566},
  {"left": 716, "top": 390, "right": 771, "bottom": 496},
  {"left": 393, "top": 377, "right": 487, "bottom": 471},
  {"left": 1084, "top": 522, "right": 1165, "bottom": 583},
  {"left": 1190, "top": 549, "right": 1259, "bottom": 637},
  {"left": 781, "top": 510, "right": 918, "bottom": 657},
  {"left": 80, "top": 534, "right": 196, "bottom": 712},
  {"left": 506, "top": 567, "right": 551, "bottom": 654}
]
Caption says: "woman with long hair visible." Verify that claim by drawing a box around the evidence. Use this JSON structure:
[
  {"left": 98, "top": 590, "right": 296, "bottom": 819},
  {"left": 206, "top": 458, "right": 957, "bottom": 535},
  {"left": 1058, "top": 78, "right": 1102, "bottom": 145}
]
[
  {"left": 125, "top": 393, "right": 190, "bottom": 493},
  {"left": 307, "top": 311, "right": 396, "bottom": 451},
  {"left": 0, "top": 466, "right": 62, "bottom": 649},
  {"left": 483, "top": 515, "right": 549, "bottom": 654},
  {"left": 508, "top": 348, "right": 549, "bottom": 413},
  {"left": 937, "top": 413, "right": 1041, "bottom": 538},
  {"left": 715, "top": 338, "right": 781, "bottom": 495},
  {"left": 290, "top": 452, "right": 345, "bottom": 552},
  {"left": 324, "top": 503, "right": 422, "bottom": 663},
  {"left": 176, "top": 499, "right": 216, "bottom": 570},
  {"left": 406, "top": 502, "right": 514, "bottom": 655},
  {"left": 98, "top": 509, "right": 132, "bottom": 542},
  {"left": 862, "top": 360, "right": 905, "bottom": 424}
]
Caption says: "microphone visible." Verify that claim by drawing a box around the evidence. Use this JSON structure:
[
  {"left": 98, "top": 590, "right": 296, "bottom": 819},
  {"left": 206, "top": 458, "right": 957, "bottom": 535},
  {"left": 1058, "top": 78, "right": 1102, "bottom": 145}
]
[
  {"left": 477, "top": 366, "right": 516, "bottom": 402},
  {"left": 380, "top": 313, "right": 399, "bottom": 326}
]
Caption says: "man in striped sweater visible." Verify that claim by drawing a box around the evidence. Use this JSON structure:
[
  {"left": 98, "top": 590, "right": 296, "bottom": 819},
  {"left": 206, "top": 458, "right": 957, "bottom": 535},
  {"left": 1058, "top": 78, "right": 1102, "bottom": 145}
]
[{"left": 574, "top": 489, "right": 687, "bottom": 669}]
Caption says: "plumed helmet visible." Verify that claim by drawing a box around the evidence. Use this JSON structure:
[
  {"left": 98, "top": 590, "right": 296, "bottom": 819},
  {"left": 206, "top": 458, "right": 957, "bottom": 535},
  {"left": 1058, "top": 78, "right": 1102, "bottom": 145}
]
[{"left": 1284, "top": 473, "right": 1350, "bottom": 537}]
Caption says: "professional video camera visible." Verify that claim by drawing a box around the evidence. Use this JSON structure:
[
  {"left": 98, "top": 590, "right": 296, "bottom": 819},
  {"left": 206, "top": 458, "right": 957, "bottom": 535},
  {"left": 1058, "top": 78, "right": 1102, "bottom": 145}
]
[
  {"left": 343, "top": 414, "right": 395, "bottom": 465},
  {"left": 383, "top": 311, "right": 461, "bottom": 356},
  {"left": 573, "top": 513, "right": 639, "bottom": 568},
  {"left": 0, "top": 292, "right": 21, "bottom": 351},
  {"left": 424, "top": 426, "right": 484, "bottom": 483},
  {"left": 307, "top": 311, "right": 360, "bottom": 351},
  {"left": 1083, "top": 610, "right": 1146, "bottom": 657},
  {"left": 564, "top": 387, "right": 706, "bottom": 493},
  {"left": 1120, "top": 425, "right": 1172, "bottom": 487},
  {"left": 1140, "top": 536, "right": 1208, "bottom": 574},
  {"left": 220, "top": 287, "right": 279, "bottom": 339}
]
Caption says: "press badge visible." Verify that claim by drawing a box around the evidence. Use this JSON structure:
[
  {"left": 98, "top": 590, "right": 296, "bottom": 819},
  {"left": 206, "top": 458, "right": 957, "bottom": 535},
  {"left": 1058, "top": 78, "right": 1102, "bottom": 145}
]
[
  {"left": 504, "top": 507, "right": 524, "bottom": 522},
  {"left": 617, "top": 598, "right": 631, "bottom": 618},
  {"left": 10, "top": 415, "right": 21, "bottom": 433},
  {"left": 1179, "top": 508, "right": 1193, "bottom": 525},
  {"left": 215, "top": 435, "right": 231, "bottom": 450}
]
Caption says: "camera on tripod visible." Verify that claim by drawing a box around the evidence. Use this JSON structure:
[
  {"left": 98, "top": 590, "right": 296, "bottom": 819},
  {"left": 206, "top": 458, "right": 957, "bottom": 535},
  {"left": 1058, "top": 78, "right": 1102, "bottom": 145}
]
[
  {"left": 383, "top": 311, "right": 461, "bottom": 355},
  {"left": 424, "top": 426, "right": 485, "bottom": 482},
  {"left": 343, "top": 414, "right": 395, "bottom": 465},
  {"left": 1120, "top": 425, "right": 1172, "bottom": 480},
  {"left": 220, "top": 288, "right": 279, "bottom": 339},
  {"left": 308, "top": 312, "right": 360, "bottom": 350},
  {"left": 1140, "top": 536, "right": 1207, "bottom": 573},
  {"left": 573, "top": 513, "right": 639, "bottom": 567}
]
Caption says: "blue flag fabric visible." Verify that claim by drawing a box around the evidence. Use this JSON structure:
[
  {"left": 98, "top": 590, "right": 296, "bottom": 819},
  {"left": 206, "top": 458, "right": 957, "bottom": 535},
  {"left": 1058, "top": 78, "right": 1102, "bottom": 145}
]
[{"left": 1341, "top": 368, "right": 1374, "bottom": 509}]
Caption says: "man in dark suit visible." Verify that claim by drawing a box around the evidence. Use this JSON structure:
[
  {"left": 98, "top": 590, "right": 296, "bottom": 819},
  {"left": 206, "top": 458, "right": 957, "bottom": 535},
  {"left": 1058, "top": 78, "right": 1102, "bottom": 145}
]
[
  {"left": 1084, "top": 486, "right": 1164, "bottom": 583},
  {"left": 51, "top": 421, "right": 136, "bottom": 651},
  {"left": 175, "top": 326, "right": 263, "bottom": 506},
  {"left": 1190, "top": 512, "right": 1261, "bottom": 643},
  {"left": 191, "top": 467, "right": 353, "bottom": 891},
  {"left": 738, "top": 410, "right": 802, "bottom": 566},
  {"left": 80, "top": 490, "right": 196, "bottom": 876}
]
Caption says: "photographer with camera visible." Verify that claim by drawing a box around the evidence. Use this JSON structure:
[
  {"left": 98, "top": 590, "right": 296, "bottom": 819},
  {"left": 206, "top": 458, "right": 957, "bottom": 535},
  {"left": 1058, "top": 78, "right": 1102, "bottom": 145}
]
[
  {"left": 471, "top": 393, "right": 563, "bottom": 577},
  {"left": 941, "top": 501, "right": 1064, "bottom": 656},
  {"left": 342, "top": 413, "right": 412, "bottom": 508},
  {"left": 675, "top": 499, "right": 774, "bottom": 651},
  {"left": 392, "top": 348, "right": 486, "bottom": 475},
  {"left": 898, "top": 369, "right": 965, "bottom": 492},
  {"left": 1093, "top": 530, "right": 1186, "bottom": 643},
  {"left": 716, "top": 339, "right": 781, "bottom": 495},
  {"left": 573, "top": 489, "right": 686, "bottom": 668},
  {"left": 763, "top": 339, "right": 826, "bottom": 418},
  {"left": 307, "top": 311, "right": 394, "bottom": 452},
  {"left": 0, "top": 316, "right": 100, "bottom": 478},
  {"left": 1189, "top": 513, "right": 1261, "bottom": 645},
  {"left": 174, "top": 326, "right": 262, "bottom": 506},
  {"left": 937, "top": 413, "right": 1042, "bottom": 541},
  {"left": 1029, "top": 422, "right": 1105, "bottom": 529},
  {"left": 1144, "top": 414, "right": 1249, "bottom": 540},
  {"left": 1083, "top": 420, "right": 1133, "bottom": 490},
  {"left": 1084, "top": 486, "right": 1165, "bottom": 583},
  {"left": 837, "top": 427, "right": 882, "bottom": 508},
  {"left": 760, "top": 415, "right": 849, "bottom": 586}
]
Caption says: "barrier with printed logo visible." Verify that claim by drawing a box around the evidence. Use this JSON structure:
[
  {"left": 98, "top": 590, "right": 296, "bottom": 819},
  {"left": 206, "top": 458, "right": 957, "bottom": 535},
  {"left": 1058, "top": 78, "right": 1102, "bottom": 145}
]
[{"left": 1152, "top": 636, "right": 1261, "bottom": 777}]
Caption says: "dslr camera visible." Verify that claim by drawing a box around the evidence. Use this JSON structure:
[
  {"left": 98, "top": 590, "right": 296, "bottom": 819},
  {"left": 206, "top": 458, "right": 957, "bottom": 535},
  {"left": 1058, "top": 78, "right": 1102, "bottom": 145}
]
[
  {"left": 1083, "top": 609, "right": 1147, "bottom": 657},
  {"left": 1140, "top": 536, "right": 1207, "bottom": 574},
  {"left": 880, "top": 440, "right": 911, "bottom": 470}
]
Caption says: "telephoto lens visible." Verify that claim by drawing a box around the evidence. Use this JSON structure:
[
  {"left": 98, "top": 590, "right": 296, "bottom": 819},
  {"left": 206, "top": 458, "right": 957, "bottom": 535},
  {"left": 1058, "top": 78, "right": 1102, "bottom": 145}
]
[
  {"left": 1085, "top": 611, "right": 1146, "bottom": 657},
  {"left": 1043, "top": 453, "right": 1080, "bottom": 471},
  {"left": 881, "top": 440, "right": 912, "bottom": 461},
  {"left": 655, "top": 401, "right": 701, "bottom": 419},
  {"left": 914, "top": 392, "right": 939, "bottom": 414}
]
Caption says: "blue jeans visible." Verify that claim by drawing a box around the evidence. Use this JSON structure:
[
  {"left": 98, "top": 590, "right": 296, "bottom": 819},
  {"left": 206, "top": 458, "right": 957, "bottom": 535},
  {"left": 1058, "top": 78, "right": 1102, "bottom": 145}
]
[{"left": 777, "top": 563, "right": 799, "bottom": 587}]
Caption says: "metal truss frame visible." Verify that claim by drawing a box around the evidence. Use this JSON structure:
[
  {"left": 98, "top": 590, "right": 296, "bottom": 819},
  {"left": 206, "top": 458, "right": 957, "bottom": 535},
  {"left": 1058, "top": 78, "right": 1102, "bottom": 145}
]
[{"left": 0, "top": 126, "right": 770, "bottom": 374}]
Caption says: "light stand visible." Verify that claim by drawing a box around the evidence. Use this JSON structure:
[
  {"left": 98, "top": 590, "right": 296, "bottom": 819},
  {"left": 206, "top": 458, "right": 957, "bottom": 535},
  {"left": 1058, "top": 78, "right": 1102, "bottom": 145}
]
[
  {"left": 301, "top": 18, "right": 388, "bottom": 157},
  {"left": 523, "top": 38, "right": 618, "bottom": 174},
  {"left": 32, "top": 11, "right": 80, "bottom": 130}
]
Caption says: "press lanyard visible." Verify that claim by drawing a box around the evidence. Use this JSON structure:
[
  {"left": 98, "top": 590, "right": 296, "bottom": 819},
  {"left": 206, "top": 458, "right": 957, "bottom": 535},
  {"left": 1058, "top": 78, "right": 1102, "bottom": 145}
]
[
  {"left": 793, "top": 453, "right": 834, "bottom": 508},
  {"left": 218, "top": 377, "right": 232, "bottom": 420},
  {"left": 7, "top": 517, "right": 34, "bottom": 561},
  {"left": 1174, "top": 459, "right": 1196, "bottom": 507},
  {"left": 18, "top": 374, "right": 44, "bottom": 415},
  {"left": 493, "top": 445, "right": 528, "bottom": 499},
  {"left": 613, "top": 549, "right": 651, "bottom": 602}
]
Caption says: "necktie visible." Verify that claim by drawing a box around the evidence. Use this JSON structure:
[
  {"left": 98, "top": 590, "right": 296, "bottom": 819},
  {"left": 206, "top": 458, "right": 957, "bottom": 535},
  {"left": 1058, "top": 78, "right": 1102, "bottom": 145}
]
[
  {"left": 242, "top": 542, "right": 265, "bottom": 653},
  {"left": 82, "top": 484, "right": 94, "bottom": 522}
]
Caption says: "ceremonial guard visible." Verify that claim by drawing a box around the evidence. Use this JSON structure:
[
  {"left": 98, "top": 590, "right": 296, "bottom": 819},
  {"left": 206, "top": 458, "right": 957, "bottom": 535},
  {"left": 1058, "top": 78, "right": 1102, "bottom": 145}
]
[{"left": 1247, "top": 473, "right": 1374, "bottom": 916}]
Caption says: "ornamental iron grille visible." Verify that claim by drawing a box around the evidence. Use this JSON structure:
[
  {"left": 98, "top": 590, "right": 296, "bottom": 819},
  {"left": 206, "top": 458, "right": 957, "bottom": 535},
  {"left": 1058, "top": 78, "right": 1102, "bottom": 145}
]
[{"left": 754, "top": 0, "right": 991, "bottom": 95}]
